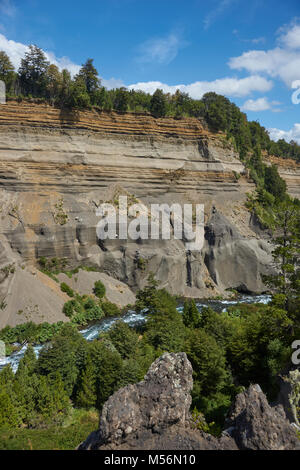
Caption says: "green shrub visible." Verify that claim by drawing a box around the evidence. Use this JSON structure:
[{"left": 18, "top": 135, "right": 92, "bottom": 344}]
[
  {"left": 94, "top": 280, "right": 106, "bottom": 299},
  {"left": 60, "top": 283, "right": 74, "bottom": 297},
  {"left": 101, "top": 301, "right": 121, "bottom": 317}
]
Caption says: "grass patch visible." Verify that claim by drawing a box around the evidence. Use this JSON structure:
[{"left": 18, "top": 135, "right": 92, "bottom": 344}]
[{"left": 0, "top": 409, "right": 98, "bottom": 450}]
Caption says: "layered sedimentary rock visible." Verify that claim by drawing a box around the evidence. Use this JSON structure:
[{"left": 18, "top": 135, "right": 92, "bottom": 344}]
[
  {"left": 79, "top": 353, "right": 300, "bottom": 451},
  {"left": 265, "top": 155, "right": 300, "bottom": 199},
  {"left": 0, "top": 101, "right": 295, "bottom": 325}
]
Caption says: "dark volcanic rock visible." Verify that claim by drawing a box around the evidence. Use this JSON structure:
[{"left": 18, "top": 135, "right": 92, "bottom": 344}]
[
  {"left": 80, "top": 352, "right": 194, "bottom": 449},
  {"left": 79, "top": 354, "right": 300, "bottom": 451},
  {"left": 225, "top": 384, "right": 300, "bottom": 450}
]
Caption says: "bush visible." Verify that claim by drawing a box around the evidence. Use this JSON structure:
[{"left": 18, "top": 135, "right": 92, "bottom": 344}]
[
  {"left": 94, "top": 280, "right": 106, "bottom": 299},
  {"left": 63, "top": 300, "right": 83, "bottom": 318},
  {"left": 60, "top": 283, "right": 74, "bottom": 297},
  {"left": 101, "top": 301, "right": 121, "bottom": 317}
]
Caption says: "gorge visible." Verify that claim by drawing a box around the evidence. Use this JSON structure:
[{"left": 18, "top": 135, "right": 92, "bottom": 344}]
[{"left": 0, "top": 100, "right": 296, "bottom": 328}]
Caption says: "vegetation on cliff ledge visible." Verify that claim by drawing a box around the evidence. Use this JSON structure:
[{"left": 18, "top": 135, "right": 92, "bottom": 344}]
[{"left": 0, "top": 46, "right": 300, "bottom": 166}]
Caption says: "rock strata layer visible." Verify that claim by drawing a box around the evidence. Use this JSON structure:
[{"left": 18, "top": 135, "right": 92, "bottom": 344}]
[{"left": 0, "top": 102, "right": 297, "bottom": 325}]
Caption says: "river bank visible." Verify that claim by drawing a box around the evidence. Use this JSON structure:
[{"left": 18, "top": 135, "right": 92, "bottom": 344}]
[{"left": 0, "top": 294, "right": 271, "bottom": 372}]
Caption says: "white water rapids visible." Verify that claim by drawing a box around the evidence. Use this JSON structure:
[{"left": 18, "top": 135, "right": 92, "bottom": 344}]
[{"left": 0, "top": 294, "right": 271, "bottom": 373}]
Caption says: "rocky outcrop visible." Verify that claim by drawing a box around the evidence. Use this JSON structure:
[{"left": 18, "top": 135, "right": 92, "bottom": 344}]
[
  {"left": 79, "top": 353, "right": 300, "bottom": 451},
  {"left": 79, "top": 352, "right": 190, "bottom": 449},
  {"left": 276, "top": 366, "right": 300, "bottom": 426},
  {"left": 100, "top": 352, "right": 192, "bottom": 444},
  {"left": 204, "top": 211, "right": 275, "bottom": 292},
  {"left": 225, "top": 384, "right": 300, "bottom": 450}
]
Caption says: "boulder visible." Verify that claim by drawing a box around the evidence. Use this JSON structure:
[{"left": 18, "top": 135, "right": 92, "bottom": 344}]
[
  {"left": 225, "top": 384, "right": 300, "bottom": 450},
  {"left": 80, "top": 352, "right": 193, "bottom": 449},
  {"left": 79, "top": 354, "right": 300, "bottom": 450}
]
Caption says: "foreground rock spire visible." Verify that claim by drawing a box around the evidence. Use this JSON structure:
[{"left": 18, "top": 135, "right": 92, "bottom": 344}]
[{"left": 79, "top": 352, "right": 300, "bottom": 450}]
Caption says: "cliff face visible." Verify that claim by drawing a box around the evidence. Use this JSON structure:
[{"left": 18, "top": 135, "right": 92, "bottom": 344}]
[
  {"left": 0, "top": 101, "right": 294, "bottom": 326},
  {"left": 265, "top": 155, "right": 300, "bottom": 199}
]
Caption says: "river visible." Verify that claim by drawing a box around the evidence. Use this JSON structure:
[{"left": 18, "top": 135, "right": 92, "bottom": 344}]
[{"left": 0, "top": 294, "right": 271, "bottom": 373}]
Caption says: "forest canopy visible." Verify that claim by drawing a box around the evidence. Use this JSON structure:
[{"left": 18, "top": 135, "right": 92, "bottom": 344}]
[{"left": 0, "top": 46, "right": 299, "bottom": 164}]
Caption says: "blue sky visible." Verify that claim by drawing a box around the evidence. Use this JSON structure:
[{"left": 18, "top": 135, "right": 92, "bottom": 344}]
[{"left": 0, "top": 0, "right": 300, "bottom": 142}]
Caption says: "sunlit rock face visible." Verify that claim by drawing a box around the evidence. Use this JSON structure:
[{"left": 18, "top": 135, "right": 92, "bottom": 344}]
[{"left": 0, "top": 100, "right": 288, "bottom": 326}]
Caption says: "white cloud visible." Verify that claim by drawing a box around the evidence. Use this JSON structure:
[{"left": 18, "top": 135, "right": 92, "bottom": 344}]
[
  {"left": 278, "top": 21, "right": 300, "bottom": 49},
  {"left": 241, "top": 96, "right": 281, "bottom": 112},
  {"left": 0, "top": 33, "right": 80, "bottom": 76},
  {"left": 204, "top": 0, "right": 237, "bottom": 30},
  {"left": 0, "top": 33, "right": 124, "bottom": 86},
  {"left": 268, "top": 123, "right": 300, "bottom": 144},
  {"left": 229, "top": 48, "right": 300, "bottom": 87},
  {"left": 128, "top": 75, "right": 273, "bottom": 99},
  {"left": 101, "top": 77, "right": 125, "bottom": 90},
  {"left": 45, "top": 52, "right": 80, "bottom": 76},
  {"left": 232, "top": 29, "right": 265, "bottom": 45},
  {"left": 229, "top": 20, "right": 300, "bottom": 87},
  {"left": 0, "top": 0, "right": 16, "bottom": 17},
  {"left": 136, "top": 32, "right": 187, "bottom": 65},
  {"left": 250, "top": 37, "right": 266, "bottom": 45},
  {"left": 0, "top": 34, "right": 28, "bottom": 70}
]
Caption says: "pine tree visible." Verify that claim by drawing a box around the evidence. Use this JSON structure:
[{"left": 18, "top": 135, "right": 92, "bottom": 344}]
[
  {"left": 264, "top": 199, "right": 300, "bottom": 313},
  {"left": 150, "top": 89, "right": 167, "bottom": 118},
  {"left": 14, "top": 363, "right": 36, "bottom": 424},
  {"left": 18, "top": 344, "right": 37, "bottom": 374},
  {"left": 76, "top": 58, "right": 100, "bottom": 95},
  {"left": 0, "top": 390, "right": 21, "bottom": 427},
  {"left": 108, "top": 320, "right": 139, "bottom": 359},
  {"left": 18, "top": 45, "right": 50, "bottom": 97},
  {"left": 35, "top": 375, "right": 55, "bottom": 419},
  {"left": 250, "top": 144, "right": 264, "bottom": 180},
  {"left": 50, "top": 372, "right": 70, "bottom": 416},
  {"left": 0, "top": 364, "right": 14, "bottom": 387},
  {"left": 182, "top": 299, "right": 201, "bottom": 328},
  {"left": 264, "top": 165, "right": 287, "bottom": 200},
  {"left": 59, "top": 68, "right": 72, "bottom": 106},
  {"left": 114, "top": 87, "right": 128, "bottom": 112},
  {"left": 88, "top": 342, "right": 123, "bottom": 409},
  {"left": 76, "top": 357, "right": 96, "bottom": 409},
  {"left": 67, "top": 76, "right": 91, "bottom": 109},
  {"left": 45, "top": 64, "right": 62, "bottom": 102}
]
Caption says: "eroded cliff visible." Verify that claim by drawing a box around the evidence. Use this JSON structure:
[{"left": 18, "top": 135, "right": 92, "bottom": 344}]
[{"left": 0, "top": 101, "right": 291, "bottom": 326}]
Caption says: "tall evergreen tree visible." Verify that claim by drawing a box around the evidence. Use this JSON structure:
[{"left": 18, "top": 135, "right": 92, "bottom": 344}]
[
  {"left": 264, "top": 199, "right": 300, "bottom": 312},
  {"left": 150, "top": 89, "right": 167, "bottom": 118},
  {"left": 76, "top": 356, "right": 96, "bottom": 409},
  {"left": 18, "top": 45, "right": 50, "bottom": 97},
  {"left": 45, "top": 64, "right": 62, "bottom": 102},
  {"left": 108, "top": 320, "right": 139, "bottom": 359},
  {"left": 76, "top": 58, "right": 100, "bottom": 95},
  {"left": 182, "top": 299, "right": 201, "bottom": 329},
  {"left": 114, "top": 87, "right": 128, "bottom": 112}
]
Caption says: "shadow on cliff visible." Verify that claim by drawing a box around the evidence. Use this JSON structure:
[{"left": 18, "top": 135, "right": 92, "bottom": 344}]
[{"left": 59, "top": 107, "right": 80, "bottom": 127}]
